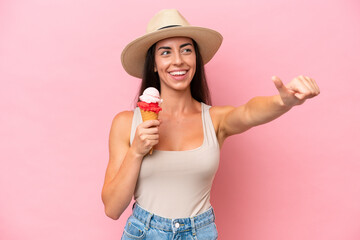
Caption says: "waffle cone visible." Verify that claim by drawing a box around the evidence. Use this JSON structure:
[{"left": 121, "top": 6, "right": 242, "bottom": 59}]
[
  {"left": 140, "top": 109, "right": 159, "bottom": 155},
  {"left": 140, "top": 109, "right": 158, "bottom": 121}
]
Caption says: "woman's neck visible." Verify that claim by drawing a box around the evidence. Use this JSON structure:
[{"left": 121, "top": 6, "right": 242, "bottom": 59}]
[{"left": 160, "top": 88, "right": 199, "bottom": 116}]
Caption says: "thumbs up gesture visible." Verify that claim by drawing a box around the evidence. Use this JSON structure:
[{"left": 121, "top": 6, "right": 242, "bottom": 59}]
[{"left": 272, "top": 75, "right": 320, "bottom": 107}]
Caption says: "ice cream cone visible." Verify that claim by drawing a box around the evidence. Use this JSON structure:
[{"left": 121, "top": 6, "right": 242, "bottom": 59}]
[
  {"left": 137, "top": 87, "right": 162, "bottom": 155},
  {"left": 140, "top": 109, "right": 159, "bottom": 154}
]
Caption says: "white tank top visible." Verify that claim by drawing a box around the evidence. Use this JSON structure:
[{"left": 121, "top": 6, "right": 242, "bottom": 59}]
[{"left": 130, "top": 102, "right": 220, "bottom": 218}]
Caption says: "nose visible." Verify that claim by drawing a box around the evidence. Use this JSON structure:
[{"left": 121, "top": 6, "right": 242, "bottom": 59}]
[{"left": 172, "top": 51, "right": 184, "bottom": 65}]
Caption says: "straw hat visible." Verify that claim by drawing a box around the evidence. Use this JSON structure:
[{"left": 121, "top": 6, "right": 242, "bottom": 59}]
[{"left": 121, "top": 9, "right": 223, "bottom": 78}]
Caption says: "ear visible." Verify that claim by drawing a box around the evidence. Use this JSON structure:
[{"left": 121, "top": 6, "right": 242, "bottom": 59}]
[{"left": 154, "top": 65, "right": 157, "bottom": 72}]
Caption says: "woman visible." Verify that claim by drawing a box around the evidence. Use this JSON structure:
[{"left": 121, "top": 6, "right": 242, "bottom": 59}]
[{"left": 101, "top": 9, "right": 320, "bottom": 239}]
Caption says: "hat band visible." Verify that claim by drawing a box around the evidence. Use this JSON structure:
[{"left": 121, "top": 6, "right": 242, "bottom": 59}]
[{"left": 157, "top": 25, "right": 181, "bottom": 30}]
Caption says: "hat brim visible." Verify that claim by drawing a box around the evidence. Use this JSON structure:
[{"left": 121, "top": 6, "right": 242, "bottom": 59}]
[{"left": 121, "top": 26, "right": 223, "bottom": 79}]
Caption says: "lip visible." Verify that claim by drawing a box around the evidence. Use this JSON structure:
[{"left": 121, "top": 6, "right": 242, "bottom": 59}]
[{"left": 168, "top": 70, "right": 188, "bottom": 81}]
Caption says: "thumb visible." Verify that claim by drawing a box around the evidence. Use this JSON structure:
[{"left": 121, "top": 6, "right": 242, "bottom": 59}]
[{"left": 272, "top": 76, "right": 289, "bottom": 94}]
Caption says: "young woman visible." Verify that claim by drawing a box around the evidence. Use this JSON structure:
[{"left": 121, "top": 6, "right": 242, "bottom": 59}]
[{"left": 101, "top": 9, "right": 320, "bottom": 240}]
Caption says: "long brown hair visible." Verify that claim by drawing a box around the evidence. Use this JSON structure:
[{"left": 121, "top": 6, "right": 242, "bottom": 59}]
[{"left": 133, "top": 39, "right": 212, "bottom": 107}]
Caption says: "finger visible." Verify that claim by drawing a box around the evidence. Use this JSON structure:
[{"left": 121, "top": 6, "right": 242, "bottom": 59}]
[
  {"left": 142, "top": 119, "right": 160, "bottom": 128},
  {"left": 304, "top": 75, "right": 319, "bottom": 95},
  {"left": 272, "top": 76, "right": 289, "bottom": 95},
  {"left": 137, "top": 125, "right": 158, "bottom": 139},
  {"left": 142, "top": 127, "right": 159, "bottom": 135},
  {"left": 299, "top": 75, "right": 316, "bottom": 96},
  {"left": 289, "top": 76, "right": 312, "bottom": 97},
  {"left": 305, "top": 76, "right": 320, "bottom": 94},
  {"left": 143, "top": 134, "right": 159, "bottom": 140},
  {"left": 146, "top": 139, "right": 159, "bottom": 148},
  {"left": 137, "top": 125, "right": 159, "bottom": 138},
  {"left": 139, "top": 132, "right": 159, "bottom": 143},
  {"left": 303, "top": 76, "right": 316, "bottom": 92},
  {"left": 140, "top": 134, "right": 159, "bottom": 142},
  {"left": 303, "top": 76, "right": 318, "bottom": 97},
  {"left": 294, "top": 92, "right": 307, "bottom": 100},
  {"left": 142, "top": 140, "right": 157, "bottom": 151}
]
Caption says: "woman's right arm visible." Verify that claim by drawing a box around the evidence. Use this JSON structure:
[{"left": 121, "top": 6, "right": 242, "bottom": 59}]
[{"left": 101, "top": 111, "right": 159, "bottom": 220}]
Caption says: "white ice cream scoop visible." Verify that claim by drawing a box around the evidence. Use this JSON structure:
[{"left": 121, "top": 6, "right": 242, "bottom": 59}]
[{"left": 139, "top": 87, "right": 163, "bottom": 103}]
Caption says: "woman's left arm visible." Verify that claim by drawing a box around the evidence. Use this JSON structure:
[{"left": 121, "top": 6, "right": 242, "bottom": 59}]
[{"left": 218, "top": 75, "right": 320, "bottom": 138}]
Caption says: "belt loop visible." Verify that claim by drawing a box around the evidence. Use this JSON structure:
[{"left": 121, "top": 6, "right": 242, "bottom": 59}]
[
  {"left": 190, "top": 217, "right": 196, "bottom": 237},
  {"left": 144, "top": 212, "right": 154, "bottom": 231}
]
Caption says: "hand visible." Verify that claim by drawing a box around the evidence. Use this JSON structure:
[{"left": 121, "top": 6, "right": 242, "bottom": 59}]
[
  {"left": 130, "top": 120, "right": 160, "bottom": 157},
  {"left": 272, "top": 75, "right": 320, "bottom": 107}
]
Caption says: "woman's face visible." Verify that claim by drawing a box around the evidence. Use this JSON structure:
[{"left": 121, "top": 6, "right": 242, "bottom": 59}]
[{"left": 154, "top": 37, "right": 196, "bottom": 92}]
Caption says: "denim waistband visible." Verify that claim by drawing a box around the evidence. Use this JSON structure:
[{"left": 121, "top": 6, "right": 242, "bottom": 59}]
[{"left": 131, "top": 202, "right": 215, "bottom": 233}]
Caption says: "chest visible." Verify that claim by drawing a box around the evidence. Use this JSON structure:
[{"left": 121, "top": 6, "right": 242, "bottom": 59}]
[{"left": 155, "top": 113, "right": 204, "bottom": 151}]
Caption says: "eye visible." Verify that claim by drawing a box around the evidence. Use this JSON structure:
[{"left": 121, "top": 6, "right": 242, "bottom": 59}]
[
  {"left": 161, "top": 51, "right": 170, "bottom": 56},
  {"left": 182, "top": 48, "right": 192, "bottom": 54}
]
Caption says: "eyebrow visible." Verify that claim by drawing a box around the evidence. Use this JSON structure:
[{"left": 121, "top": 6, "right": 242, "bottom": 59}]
[{"left": 157, "top": 43, "right": 193, "bottom": 51}]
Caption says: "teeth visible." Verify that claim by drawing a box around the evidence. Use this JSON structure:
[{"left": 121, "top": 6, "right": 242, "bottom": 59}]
[{"left": 170, "top": 71, "right": 187, "bottom": 76}]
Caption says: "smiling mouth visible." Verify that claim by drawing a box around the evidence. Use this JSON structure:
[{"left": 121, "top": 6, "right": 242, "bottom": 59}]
[{"left": 169, "top": 70, "right": 188, "bottom": 76}]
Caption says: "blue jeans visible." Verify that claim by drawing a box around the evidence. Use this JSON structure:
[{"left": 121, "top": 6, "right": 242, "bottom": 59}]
[{"left": 121, "top": 202, "right": 218, "bottom": 240}]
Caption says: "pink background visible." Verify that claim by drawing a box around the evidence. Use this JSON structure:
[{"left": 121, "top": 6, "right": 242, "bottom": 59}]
[{"left": 1, "top": 0, "right": 359, "bottom": 239}]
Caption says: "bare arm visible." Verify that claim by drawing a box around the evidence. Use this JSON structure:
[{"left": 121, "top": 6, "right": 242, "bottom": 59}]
[
  {"left": 101, "top": 111, "right": 160, "bottom": 220},
  {"left": 218, "top": 75, "right": 320, "bottom": 138}
]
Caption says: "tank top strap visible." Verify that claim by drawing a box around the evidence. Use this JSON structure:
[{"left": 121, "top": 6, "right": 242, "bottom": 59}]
[
  {"left": 201, "top": 102, "right": 220, "bottom": 148},
  {"left": 130, "top": 107, "right": 142, "bottom": 146}
]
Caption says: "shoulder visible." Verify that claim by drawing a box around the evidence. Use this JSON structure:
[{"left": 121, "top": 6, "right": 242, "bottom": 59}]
[
  {"left": 208, "top": 105, "right": 235, "bottom": 132},
  {"left": 209, "top": 105, "right": 235, "bottom": 116},
  {"left": 111, "top": 110, "right": 134, "bottom": 126},
  {"left": 207, "top": 105, "right": 236, "bottom": 147},
  {"left": 109, "top": 110, "right": 134, "bottom": 140}
]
